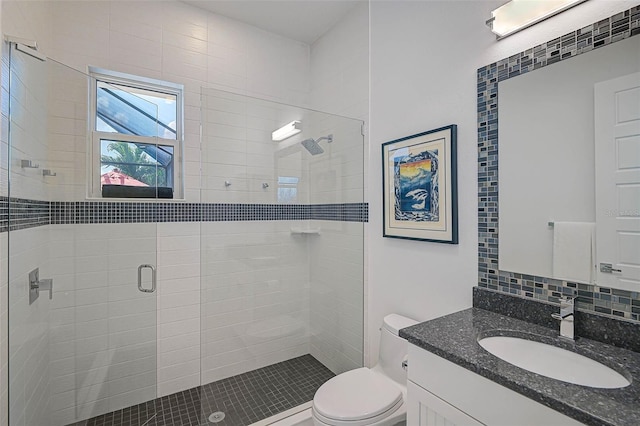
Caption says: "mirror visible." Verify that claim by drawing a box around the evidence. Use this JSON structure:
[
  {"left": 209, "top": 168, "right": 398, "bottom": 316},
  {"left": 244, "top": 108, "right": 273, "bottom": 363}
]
[
  {"left": 498, "top": 35, "right": 640, "bottom": 291},
  {"left": 475, "top": 6, "right": 640, "bottom": 301}
]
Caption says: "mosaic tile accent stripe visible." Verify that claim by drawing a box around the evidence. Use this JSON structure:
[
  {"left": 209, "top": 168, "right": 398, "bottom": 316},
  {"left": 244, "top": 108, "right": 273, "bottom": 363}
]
[
  {"left": 0, "top": 197, "right": 7, "bottom": 233},
  {"left": 0, "top": 197, "right": 369, "bottom": 231},
  {"left": 310, "top": 202, "right": 369, "bottom": 222},
  {"left": 69, "top": 354, "right": 335, "bottom": 426},
  {"left": 51, "top": 202, "right": 312, "bottom": 224},
  {"left": 0, "top": 196, "right": 50, "bottom": 232},
  {"left": 476, "top": 6, "right": 640, "bottom": 322}
]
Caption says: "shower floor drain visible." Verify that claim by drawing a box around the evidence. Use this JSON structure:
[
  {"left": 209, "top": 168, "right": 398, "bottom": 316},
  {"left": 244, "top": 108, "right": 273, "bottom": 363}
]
[{"left": 208, "top": 412, "right": 226, "bottom": 423}]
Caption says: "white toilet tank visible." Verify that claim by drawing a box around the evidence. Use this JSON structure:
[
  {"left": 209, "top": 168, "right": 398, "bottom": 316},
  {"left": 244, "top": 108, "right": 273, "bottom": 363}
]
[{"left": 376, "top": 314, "right": 418, "bottom": 386}]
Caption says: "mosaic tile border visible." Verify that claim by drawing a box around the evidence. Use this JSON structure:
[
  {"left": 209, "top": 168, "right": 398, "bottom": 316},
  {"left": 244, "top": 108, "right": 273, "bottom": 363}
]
[
  {"left": 0, "top": 197, "right": 50, "bottom": 232},
  {"left": 476, "top": 6, "right": 640, "bottom": 322},
  {"left": 310, "top": 203, "right": 369, "bottom": 222},
  {"left": 0, "top": 197, "right": 368, "bottom": 232}
]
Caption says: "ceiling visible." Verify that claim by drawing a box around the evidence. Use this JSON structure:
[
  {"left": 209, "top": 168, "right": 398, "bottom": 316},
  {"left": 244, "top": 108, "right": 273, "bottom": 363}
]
[{"left": 182, "top": 0, "right": 363, "bottom": 44}]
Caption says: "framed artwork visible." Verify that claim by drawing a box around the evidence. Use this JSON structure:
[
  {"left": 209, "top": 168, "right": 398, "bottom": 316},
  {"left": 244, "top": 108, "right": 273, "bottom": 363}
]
[{"left": 382, "top": 125, "right": 458, "bottom": 244}]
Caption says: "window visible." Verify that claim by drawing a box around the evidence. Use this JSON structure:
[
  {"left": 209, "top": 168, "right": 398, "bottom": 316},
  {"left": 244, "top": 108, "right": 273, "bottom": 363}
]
[
  {"left": 89, "top": 67, "right": 184, "bottom": 199},
  {"left": 277, "top": 176, "right": 299, "bottom": 203}
]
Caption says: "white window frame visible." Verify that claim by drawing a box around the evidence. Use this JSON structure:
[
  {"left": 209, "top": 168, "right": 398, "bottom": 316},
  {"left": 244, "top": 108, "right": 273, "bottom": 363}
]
[{"left": 88, "top": 67, "right": 185, "bottom": 199}]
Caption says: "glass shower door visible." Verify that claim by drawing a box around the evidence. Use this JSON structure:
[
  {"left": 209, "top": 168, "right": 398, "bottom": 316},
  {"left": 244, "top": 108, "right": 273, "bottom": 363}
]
[
  {"left": 198, "top": 88, "right": 364, "bottom": 425},
  {"left": 7, "top": 40, "right": 60, "bottom": 426},
  {"left": 6, "top": 42, "right": 160, "bottom": 426}
]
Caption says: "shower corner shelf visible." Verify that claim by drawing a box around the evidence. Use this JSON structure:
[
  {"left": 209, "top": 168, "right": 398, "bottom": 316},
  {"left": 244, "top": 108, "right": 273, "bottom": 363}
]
[{"left": 290, "top": 227, "right": 321, "bottom": 235}]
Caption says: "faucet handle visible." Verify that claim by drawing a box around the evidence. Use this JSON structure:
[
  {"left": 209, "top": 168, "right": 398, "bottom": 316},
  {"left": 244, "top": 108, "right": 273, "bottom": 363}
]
[
  {"left": 551, "top": 312, "right": 574, "bottom": 321},
  {"left": 553, "top": 296, "right": 576, "bottom": 341}
]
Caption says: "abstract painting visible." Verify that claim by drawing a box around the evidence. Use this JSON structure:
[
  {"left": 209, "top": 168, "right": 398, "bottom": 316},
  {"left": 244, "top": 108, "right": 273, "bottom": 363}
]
[{"left": 382, "top": 125, "right": 458, "bottom": 243}]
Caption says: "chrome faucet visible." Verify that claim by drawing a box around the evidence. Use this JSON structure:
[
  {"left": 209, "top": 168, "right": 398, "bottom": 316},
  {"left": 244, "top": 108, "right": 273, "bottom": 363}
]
[{"left": 551, "top": 296, "right": 575, "bottom": 340}]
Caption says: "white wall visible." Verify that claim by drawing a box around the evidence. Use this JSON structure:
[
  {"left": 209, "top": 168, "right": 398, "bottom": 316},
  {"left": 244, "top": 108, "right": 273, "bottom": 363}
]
[
  {"left": 310, "top": 2, "right": 368, "bottom": 122},
  {"left": 367, "top": 0, "right": 639, "bottom": 363}
]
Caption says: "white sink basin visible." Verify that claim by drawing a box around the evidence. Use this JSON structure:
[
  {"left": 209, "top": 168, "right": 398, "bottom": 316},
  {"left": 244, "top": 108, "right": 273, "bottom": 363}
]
[{"left": 478, "top": 336, "right": 630, "bottom": 389}]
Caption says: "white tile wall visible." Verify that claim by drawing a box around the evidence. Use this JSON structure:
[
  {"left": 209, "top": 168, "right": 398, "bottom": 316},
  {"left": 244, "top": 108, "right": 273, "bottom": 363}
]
[
  {"left": 199, "top": 220, "right": 310, "bottom": 384},
  {"left": 201, "top": 88, "right": 310, "bottom": 204},
  {"left": 46, "top": 64, "right": 89, "bottom": 202},
  {"left": 7, "top": 226, "right": 51, "bottom": 426},
  {"left": 157, "top": 222, "right": 201, "bottom": 397},
  {"left": 44, "top": 0, "right": 312, "bottom": 204}
]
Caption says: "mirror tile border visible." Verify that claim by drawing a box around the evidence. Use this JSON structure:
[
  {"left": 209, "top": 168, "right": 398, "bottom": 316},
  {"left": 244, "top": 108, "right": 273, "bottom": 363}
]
[{"left": 477, "top": 6, "right": 640, "bottom": 322}]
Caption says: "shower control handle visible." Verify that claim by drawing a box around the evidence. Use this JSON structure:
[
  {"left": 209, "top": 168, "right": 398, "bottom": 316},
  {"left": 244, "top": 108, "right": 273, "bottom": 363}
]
[
  {"left": 137, "top": 264, "right": 156, "bottom": 293},
  {"left": 28, "top": 268, "right": 53, "bottom": 304}
]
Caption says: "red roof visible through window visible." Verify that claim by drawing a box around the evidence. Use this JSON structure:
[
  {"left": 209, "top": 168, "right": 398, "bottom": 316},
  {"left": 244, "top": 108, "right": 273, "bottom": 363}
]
[{"left": 101, "top": 170, "right": 148, "bottom": 187}]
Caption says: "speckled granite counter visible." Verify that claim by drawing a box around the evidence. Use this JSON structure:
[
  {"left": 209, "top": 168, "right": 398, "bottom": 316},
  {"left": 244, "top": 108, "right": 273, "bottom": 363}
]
[{"left": 400, "top": 308, "right": 640, "bottom": 426}]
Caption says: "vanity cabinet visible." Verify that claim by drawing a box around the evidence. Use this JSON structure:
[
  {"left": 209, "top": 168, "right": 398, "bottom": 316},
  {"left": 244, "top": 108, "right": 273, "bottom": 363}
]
[
  {"left": 406, "top": 344, "right": 585, "bottom": 426},
  {"left": 407, "top": 380, "right": 482, "bottom": 426}
]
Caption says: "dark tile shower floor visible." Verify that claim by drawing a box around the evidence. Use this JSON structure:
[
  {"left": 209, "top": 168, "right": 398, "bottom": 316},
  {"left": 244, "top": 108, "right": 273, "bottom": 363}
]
[{"left": 69, "top": 354, "right": 334, "bottom": 426}]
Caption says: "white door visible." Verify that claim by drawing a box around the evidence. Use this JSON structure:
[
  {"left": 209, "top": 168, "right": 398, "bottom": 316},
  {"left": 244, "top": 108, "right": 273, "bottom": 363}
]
[{"left": 594, "top": 72, "right": 640, "bottom": 291}]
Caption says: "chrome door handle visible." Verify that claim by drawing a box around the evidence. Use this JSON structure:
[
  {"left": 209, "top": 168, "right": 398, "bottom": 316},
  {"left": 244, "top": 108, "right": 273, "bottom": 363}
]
[{"left": 137, "top": 264, "right": 156, "bottom": 293}]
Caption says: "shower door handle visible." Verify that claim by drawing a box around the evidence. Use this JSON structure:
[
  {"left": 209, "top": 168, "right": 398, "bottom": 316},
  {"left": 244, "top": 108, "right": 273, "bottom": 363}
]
[{"left": 137, "top": 264, "right": 156, "bottom": 293}]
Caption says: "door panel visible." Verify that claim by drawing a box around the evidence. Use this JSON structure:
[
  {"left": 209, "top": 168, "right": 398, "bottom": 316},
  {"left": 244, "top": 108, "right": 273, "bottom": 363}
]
[
  {"left": 595, "top": 72, "right": 640, "bottom": 291},
  {"left": 6, "top": 43, "right": 159, "bottom": 426}
]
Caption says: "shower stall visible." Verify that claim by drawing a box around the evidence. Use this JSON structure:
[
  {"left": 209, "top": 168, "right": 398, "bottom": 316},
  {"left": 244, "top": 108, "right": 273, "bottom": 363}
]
[{"left": 2, "top": 40, "right": 365, "bottom": 426}]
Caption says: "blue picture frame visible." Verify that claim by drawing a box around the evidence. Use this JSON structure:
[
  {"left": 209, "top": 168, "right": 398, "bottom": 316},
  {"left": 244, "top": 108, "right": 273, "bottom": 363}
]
[{"left": 382, "top": 125, "right": 458, "bottom": 244}]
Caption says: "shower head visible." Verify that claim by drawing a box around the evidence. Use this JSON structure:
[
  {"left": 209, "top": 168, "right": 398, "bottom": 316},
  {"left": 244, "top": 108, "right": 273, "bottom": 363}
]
[
  {"left": 301, "top": 138, "right": 324, "bottom": 155},
  {"left": 301, "top": 134, "right": 333, "bottom": 155}
]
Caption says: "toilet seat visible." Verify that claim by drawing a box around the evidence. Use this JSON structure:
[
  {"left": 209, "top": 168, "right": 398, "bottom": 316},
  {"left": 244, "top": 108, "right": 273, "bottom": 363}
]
[{"left": 312, "top": 368, "right": 403, "bottom": 426}]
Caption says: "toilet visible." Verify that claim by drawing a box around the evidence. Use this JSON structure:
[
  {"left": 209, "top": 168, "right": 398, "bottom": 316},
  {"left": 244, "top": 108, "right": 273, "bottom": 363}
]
[{"left": 312, "top": 314, "right": 419, "bottom": 426}]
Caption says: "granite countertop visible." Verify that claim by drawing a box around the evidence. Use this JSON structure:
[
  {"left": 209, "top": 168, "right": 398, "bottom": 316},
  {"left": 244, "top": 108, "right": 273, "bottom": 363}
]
[{"left": 400, "top": 308, "right": 640, "bottom": 426}]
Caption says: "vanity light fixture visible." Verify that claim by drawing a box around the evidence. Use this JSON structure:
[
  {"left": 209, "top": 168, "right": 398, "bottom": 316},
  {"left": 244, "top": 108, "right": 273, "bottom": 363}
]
[
  {"left": 272, "top": 120, "right": 302, "bottom": 141},
  {"left": 486, "top": 0, "right": 588, "bottom": 39}
]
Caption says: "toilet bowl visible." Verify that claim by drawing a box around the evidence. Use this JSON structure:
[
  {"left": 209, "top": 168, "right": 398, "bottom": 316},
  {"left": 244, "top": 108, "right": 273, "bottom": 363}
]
[{"left": 311, "top": 314, "right": 418, "bottom": 426}]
